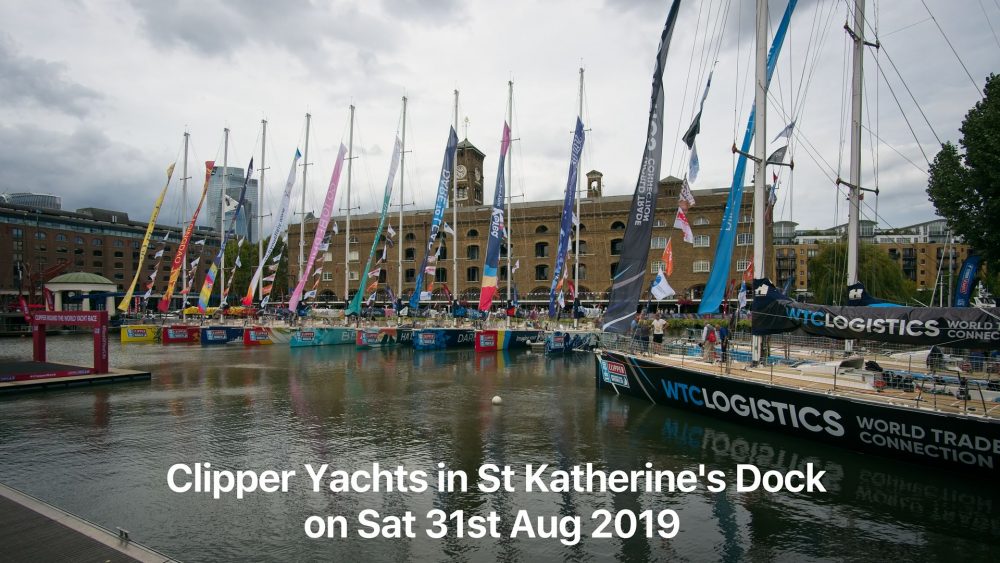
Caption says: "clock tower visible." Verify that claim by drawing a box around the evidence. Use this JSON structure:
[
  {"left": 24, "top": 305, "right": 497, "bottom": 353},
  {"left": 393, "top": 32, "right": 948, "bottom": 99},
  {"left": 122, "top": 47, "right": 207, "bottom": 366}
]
[{"left": 454, "top": 138, "right": 485, "bottom": 207}]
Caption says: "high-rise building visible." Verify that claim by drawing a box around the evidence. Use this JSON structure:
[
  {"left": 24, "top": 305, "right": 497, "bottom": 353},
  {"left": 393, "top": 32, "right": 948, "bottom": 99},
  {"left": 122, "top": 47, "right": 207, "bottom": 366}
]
[{"left": 206, "top": 166, "right": 259, "bottom": 243}]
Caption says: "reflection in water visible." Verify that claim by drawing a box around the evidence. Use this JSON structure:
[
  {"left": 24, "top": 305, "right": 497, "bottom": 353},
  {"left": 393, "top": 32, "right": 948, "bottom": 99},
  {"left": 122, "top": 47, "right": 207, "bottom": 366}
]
[{"left": 0, "top": 336, "right": 996, "bottom": 562}]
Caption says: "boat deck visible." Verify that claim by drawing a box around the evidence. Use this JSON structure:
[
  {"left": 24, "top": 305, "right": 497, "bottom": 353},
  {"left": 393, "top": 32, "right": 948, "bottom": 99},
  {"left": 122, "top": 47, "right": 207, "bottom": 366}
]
[{"left": 616, "top": 346, "right": 1000, "bottom": 419}]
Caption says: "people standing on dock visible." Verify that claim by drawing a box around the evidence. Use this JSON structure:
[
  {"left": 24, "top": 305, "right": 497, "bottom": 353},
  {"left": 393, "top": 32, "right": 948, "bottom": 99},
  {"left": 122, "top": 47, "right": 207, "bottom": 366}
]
[{"left": 651, "top": 313, "right": 666, "bottom": 347}]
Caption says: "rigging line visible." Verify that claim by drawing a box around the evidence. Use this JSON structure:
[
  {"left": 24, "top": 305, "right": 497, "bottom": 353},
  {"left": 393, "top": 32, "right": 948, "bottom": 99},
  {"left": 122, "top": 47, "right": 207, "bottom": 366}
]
[
  {"left": 875, "top": 48, "right": 942, "bottom": 146},
  {"left": 871, "top": 59, "right": 932, "bottom": 166},
  {"left": 666, "top": 0, "right": 708, "bottom": 176},
  {"left": 980, "top": 0, "right": 1000, "bottom": 51},
  {"left": 919, "top": 0, "right": 984, "bottom": 97},
  {"left": 881, "top": 17, "right": 932, "bottom": 37}
]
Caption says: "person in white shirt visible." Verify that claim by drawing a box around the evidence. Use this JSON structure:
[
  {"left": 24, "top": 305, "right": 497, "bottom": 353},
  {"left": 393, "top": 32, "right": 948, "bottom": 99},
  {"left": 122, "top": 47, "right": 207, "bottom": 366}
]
[{"left": 651, "top": 314, "right": 667, "bottom": 345}]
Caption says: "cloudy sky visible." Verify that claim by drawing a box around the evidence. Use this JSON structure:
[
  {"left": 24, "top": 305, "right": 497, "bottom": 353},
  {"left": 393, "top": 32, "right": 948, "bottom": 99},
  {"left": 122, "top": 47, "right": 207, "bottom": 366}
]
[{"left": 0, "top": 0, "right": 996, "bottom": 233}]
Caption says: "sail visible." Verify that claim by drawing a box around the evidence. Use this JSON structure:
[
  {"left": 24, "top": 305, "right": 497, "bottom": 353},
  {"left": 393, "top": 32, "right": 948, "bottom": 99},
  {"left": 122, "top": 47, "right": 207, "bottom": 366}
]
[
  {"left": 198, "top": 158, "right": 254, "bottom": 312},
  {"left": 410, "top": 127, "right": 458, "bottom": 309},
  {"left": 289, "top": 144, "right": 347, "bottom": 311},
  {"left": 698, "top": 0, "right": 798, "bottom": 314},
  {"left": 242, "top": 149, "right": 302, "bottom": 306},
  {"left": 478, "top": 123, "right": 512, "bottom": 312},
  {"left": 158, "top": 161, "right": 214, "bottom": 312},
  {"left": 548, "top": 117, "right": 585, "bottom": 317},
  {"left": 347, "top": 137, "right": 402, "bottom": 315},
  {"left": 753, "top": 278, "right": 1000, "bottom": 349},
  {"left": 118, "top": 163, "right": 174, "bottom": 311},
  {"left": 601, "top": 0, "right": 682, "bottom": 334}
]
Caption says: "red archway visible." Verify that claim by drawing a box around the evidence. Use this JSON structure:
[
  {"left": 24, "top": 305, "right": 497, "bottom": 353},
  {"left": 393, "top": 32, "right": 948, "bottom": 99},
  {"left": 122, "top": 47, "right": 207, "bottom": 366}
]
[{"left": 31, "top": 311, "right": 109, "bottom": 374}]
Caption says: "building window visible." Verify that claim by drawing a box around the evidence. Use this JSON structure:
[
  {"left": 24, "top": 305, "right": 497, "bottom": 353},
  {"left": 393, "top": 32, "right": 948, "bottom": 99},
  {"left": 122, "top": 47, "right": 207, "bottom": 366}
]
[
  {"left": 93, "top": 260, "right": 103, "bottom": 268},
  {"left": 55, "top": 233, "right": 67, "bottom": 241},
  {"left": 535, "top": 242, "right": 549, "bottom": 258},
  {"left": 578, "top": 264, "right": 587, "bottom": 280},
  {"left": 650, "top": 260, "right": 665, "bottom": 273},
  {"left": 535, "top": 225, "right": 549, "bottom": 234},
  {"left": 467, "top": 267, "right": 480, "bottom": 282},
  {"left": 650, "top": 237, "right": 667, "bottom": 249},
  {"left": 693, "top": 235, "right": 710, "bottom": 248},
  {"left": 75, "top": 236, "right": 83, "bottom": 244},
  {"left": 113, "top": 240, "right": 124, "bottom": 248},
  {"left": 654, "top": 218, "right": 668, "bottom": 227},
  {"left": 610, "top": 262, "right": 619, "bottom": 278},
  {"left": 611, "top": 221, "right": 626, "bottom": 231},
  {"left": 467, "top": 229, "right": 479, "bottom": 237},
  {"left": 13, "top": 228, "right": 23, "bottom": 239},
  {"left": 736, "top": 259, "right": 750, "bottom": 272},
  {"left": 114, "top": 262, "right": 124, "bottom": 269},
  {"left": 322, "top": 272, "right": 333, "bottom": 281},
  {"left": 405, "top": 269, "right": 415, "bottom": 282},
  {"left": 404, "top": 248, "right": 416, "bottom": 261},
  {"left": 323, "top": 252, "right": 333, "bottom": 262},
  {"left": 113, "top": 273, "right": 124, "bottom": 280},
  {"left": 610, "top": 238, "right": 623, "bottom": 256},
  {"left": 35, "top": 232, "right": 46, "bottom": 240},
  {"left": 93, "top": 250, "right": 103, "bottom": 257},
  {"left": 577, "top": 240, "right": 588, "bottom": 254},
  {"left": 535, "top": 265, "right": 549, "bottom": 280},
  {"left": 349, "top": 251, "right": 359, "bottom": 262},
  {"left": 132, "top": 241, "right": 140, "bottom": 248},
  {"left": 114, "top": 251, "right": 124, "bottom": 258},
  {"left": 457, "top": 187, "right": 468, "bottom": 200},
  {"left": 693, "top": 260, "right": 710, "bottom": 273},
  {"left": 739, "top": 214, "right": 752, "bottom": 224},
  {"left": 806, "top": 249, "right": 818, "bottom": 258},
  {"left": 56, "top": 246, "right": 67, "bottom": 254},
  {"left": 467, "top": 245, "right": 480, "bottom": 260},
  {"left": 694, "top": 216, "right": 710, "bottom": 226},
  {"left": 405, "top": 233, "right": 416, "bottom": 241},
  {"left": 92, "top": 238, "right": 102, "bottom": 246},
  {"left": 349, "top": 271, "right": 359, "bottom": 281},
  {"left": 435, "top": 268, "right": 447, "bottom": 282},
  {"left": 577, "top": 223, "right": 586, "bottom": 232},
  {"left": 736, "top": 233, "right": 753, "bottom": 246}
]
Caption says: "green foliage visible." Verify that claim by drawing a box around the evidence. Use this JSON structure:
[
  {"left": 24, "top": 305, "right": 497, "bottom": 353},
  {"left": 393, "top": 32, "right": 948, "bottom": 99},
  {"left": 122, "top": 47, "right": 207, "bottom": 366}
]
[
  {"left": 808, "top": 242, "right": 917, "bottom": 305},
  {"left": 222, "top": 237, "right": 288, "bottom": 303},
  {"left": 927, "top": 73, "right": 1000, "bottom": 268}
]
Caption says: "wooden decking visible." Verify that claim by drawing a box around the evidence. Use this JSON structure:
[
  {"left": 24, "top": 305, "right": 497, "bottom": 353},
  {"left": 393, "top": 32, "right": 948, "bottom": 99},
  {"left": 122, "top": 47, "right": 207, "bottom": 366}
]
[
  {"left": 0, "top": 366, "right": 151, "bottom": 393},
  {"left": 0, "top": 483, "right": 174, "bottom": 562}
]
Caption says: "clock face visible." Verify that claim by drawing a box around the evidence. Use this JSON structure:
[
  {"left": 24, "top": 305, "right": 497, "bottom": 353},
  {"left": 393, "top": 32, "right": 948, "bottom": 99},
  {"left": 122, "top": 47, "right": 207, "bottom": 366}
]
[{"left": 456, "top": 164, "right": 467, "bottom": 180}]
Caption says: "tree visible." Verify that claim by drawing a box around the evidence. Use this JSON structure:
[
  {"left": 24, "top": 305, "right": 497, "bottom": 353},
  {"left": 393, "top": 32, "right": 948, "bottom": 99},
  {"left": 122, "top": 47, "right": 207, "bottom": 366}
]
[
  {"left": 808, "top": 242, "right": 917, "bottom": 305},
  {"left": 927, "top": 73, "right": 1000, "bottom": 269}
]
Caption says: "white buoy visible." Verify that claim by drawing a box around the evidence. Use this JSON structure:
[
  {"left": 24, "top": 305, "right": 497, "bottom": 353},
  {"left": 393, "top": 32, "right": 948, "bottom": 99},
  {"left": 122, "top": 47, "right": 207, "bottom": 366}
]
[{"left": 492, "top": 395, "right": 503, "bottom": 405}]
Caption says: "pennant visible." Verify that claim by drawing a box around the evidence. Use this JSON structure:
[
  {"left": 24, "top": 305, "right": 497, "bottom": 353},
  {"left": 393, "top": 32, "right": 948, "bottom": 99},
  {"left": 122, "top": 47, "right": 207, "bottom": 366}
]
[
  {"left": 478, "top": 122, "right": 512, "bottom": 311},
  {"left": 319, "top": 243, "right": 329, "bottom": 252},
  {"left": 572, "top": 212, "right": 580, "bottom": 227},
  {"left": 434, "top": 244, "right": 442, "bottom": 259},
  {"left": 773, "top": 120, "right": 796, "bottom": 141},
  {"left": 154, "top": 248, "right": 164, "bottom": 259},
  {"left": 268, "top": 263, "right": 279, "bottom": 272},
  {"left": 766, "top": 145, "right": 788, "bottom": 165},
  {"left": 243, "top": 149, "right": 301, "bottom": 306},
  {"left": 681, "top": 65, "right": 715, "bottom": 149},
  {"left": 743, "top": 258, "right": 754, "bottom": 284},
  {"left": 234, "top": 256, "right": 242, "bottom": 268},
  {"left": 263, "top": 273, "right": 276, "bottom": 283},
  {"left": 162, "top": 231, "right": 171, "bottom": 241},
  {"left": 688, "top": 142, "right": 700, "bottom": 184},
  {"left": 366, "top": 279, "right": 378, "bottom": 293},
  {"left": 143, "top": 288, "right": 152, "bottom": 299},
  {"left": 442, "top": 222, "right": 455, "bottom": 236},
  {"left": 441, "top": 282, "right": 452, "bottom": 302},
  {"left": 333, "top": 222, "right": 339, "bottom": 235},
  {"left": 367, "top": 292, "right": 377, "bottom": 305},
  {"left": 237, "top": 237, "right": 245, "bottom": 248},
  {"left": 512, "top": 259, "right": 520, "bottom": 273},
  {"left": 557, "top": 289, "right": 565, "bottom": 309},
  {"left": 380, "top": 246, "right": 387, "bottom": 262},
  {"left": 189, "top": 257, "right": 200, "bottom": 269},
  {"left": 737, "top": 281, "right": 748, "bottom": 310},
  {"left": 223, "top": 193, "right": 239, "bottom": 213},
  {"left": 145, "top": 281, "right": 154, "bottom": 290},
  {"left": 313, "top": 268, "right": 323, "bottom": 277},
  {"left": 679, "top": 178, "right": 696, "bottom": 210},
  {"left": 158, "top": 160, "right": 215, "bottom": 312},
  {"left": 368, "top": 267, "right": 381, "bottom": 279},
  {"left": 424, "top": 264, "right": 436, "bottom": 276},
  {"left": 651, "top": 266, "right": 675, "bottom": 300},
  {"left": 261, "top": 284, "right": 273, "bottom": 296},
  {"left": 387, "top": 225, "right": 396, "bottom": 238},
  {"left": 662, "top": 238, "right": 673, "bottom": 276},
  {"left": 674, "top": 208, "right": 693, "bottom": 243},
  {"left": 272, "top": 252, "right": 282, "bottom": 264},
  {"left": 304, "top": 289, "right": 317, "bottom": 299},
  {"left": 148, "top": 271, "right": 157, "bottom": 281},
  {"left": 194, "top": 239, "right": 206, "bottom": 246}
]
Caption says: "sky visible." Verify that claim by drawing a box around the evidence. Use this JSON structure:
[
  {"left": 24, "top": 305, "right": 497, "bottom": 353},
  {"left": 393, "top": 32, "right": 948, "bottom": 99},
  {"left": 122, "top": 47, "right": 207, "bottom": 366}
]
[{"left": 0, "top": 0, "right": 996, "bottom": 234}]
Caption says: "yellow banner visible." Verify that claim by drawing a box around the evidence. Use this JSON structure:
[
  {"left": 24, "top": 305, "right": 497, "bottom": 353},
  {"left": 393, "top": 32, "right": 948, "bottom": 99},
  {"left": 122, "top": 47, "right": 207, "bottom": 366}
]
[{"left": 118, "top": 163, "right": 175, "bottom": 311}]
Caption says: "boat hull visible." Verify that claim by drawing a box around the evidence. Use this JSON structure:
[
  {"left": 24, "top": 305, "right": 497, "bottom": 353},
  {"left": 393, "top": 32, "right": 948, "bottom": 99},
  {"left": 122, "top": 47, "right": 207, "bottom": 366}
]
[
  {"left": 243, "top": 326, "right": 275, "bottom": 346},
  {"left": 289, "top": 327, "right": 356, "bottom": 347},
  {"left": 545, "top": 330, "right": 600, "bottom": 354},
  {"left": 595, "top": 349, "right": 1000, "bottom": 475},
  {"left": 120, "top": 325, "right": 160, "bottom": 343},
  {"left": 356, "top": 327, "right": 413, "bottom": 348},
  {"left": 474, "top": 329, "right": 542, "bottom": 352},
  {"left": 199, "top": 326, "right": 244, "bottom": 345},
  {"left": 412, "top": 328, "right": 476, "bottom": 350},
  {"left": 161, "top": 325, "right": 200, "bottom": 344}
]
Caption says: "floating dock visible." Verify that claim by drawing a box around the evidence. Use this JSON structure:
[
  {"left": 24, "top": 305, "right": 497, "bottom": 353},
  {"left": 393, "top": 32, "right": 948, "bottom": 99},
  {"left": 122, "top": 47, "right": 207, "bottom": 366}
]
[
  {"left": 0, "top": 361, "right": 151, "bottom": 393},
  {"left": 0, "top": 482, "right": 174, "bottom": 562}
]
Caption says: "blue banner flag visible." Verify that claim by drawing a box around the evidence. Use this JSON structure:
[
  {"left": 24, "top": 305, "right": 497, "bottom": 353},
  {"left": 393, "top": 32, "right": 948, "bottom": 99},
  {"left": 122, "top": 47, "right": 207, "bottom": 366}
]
[{"left": 549, "top": 117, "right": 586, "bottom": 317}]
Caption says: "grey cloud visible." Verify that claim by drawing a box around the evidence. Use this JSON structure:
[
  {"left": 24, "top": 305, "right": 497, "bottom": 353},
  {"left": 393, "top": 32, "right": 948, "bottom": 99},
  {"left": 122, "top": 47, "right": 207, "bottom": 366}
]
[
  {"left": 0, "top": 34, "right": 102, "bottom": 117},
  {"left": 380, "top": 0, "right": 465, "bottom": 21},
  {"left": 0, "top": 124, "right": 160, "bottom": 218}
]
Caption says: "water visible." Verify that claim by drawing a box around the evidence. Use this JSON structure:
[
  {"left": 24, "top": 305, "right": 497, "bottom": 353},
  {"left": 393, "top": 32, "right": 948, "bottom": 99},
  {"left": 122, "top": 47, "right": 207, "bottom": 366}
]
[{"left": 1, "top": 335, "right": 998, "bottom": 562}]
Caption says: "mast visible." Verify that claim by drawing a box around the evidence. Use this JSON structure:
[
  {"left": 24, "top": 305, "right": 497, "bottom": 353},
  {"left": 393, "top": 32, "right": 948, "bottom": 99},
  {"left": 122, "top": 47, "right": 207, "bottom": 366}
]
[
  {"left": 505, "top": 80, "right": 513, "bottom": 327},
  {"left": 300, "top": 113, "right": 311, "bottom": 282},
  {"left": 181, "top": 131, "right": 189, "bottom": 311},
  {"left": 452, "top": 90, "right": 459, "bottom": 310},
  {"left": 399, "top": 96, "right": 407, "bottom": 300},
  {"left": 574, "top": 67, "right": 583, "bottom": 329},
  {"left": 220, "top": 127, "right": 229, "bottom": 302},
  {"left": 345, "top": 105, "right": 355, "bottom": 304},
  {"left": 751, "top": 0, "right": 767, "bottom": 363},
  {"left": 846, "top": 0, "right": 865, "bottom": 289},
  {"left": 258, "top": 119, "right": 266, "bottom": 300}
]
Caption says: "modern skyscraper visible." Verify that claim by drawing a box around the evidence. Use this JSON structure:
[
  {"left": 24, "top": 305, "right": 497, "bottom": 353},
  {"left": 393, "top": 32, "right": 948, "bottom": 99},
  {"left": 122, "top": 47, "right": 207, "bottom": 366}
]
[{"left": 206, "top": 166, "right": 259, "bottom": 243}]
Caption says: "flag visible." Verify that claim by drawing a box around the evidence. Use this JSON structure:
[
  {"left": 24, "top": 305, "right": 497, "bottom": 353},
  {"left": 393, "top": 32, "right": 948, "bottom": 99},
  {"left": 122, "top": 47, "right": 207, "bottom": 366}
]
[
  {"left": 385, "top": 237, "right": 394, "bottom": 248},
  {"left": 571, "top": 212, "right": 580, "bottom": 227},
  {"left": 682, "top": 66, "right": 715, "bottom": 149},
  {"left": 442, "top": 222, "right": 454, "bottom": 236},
  {"left": 565, "top": 277, "right": 576, "bottom": 300},
  {"left": 268, "top": 263, "right": 279, "bottom": 272},
  {"left": 148, "top": 271, "right": 157, "bottom": 281},
  {"left": 557, "top": 289, "right": 565, "bottom": 309},
  {"left": 366, "top": 279, "right": 378, "bottom": 292},
  {"left": 261, "top": 284, "right": 273, "bottom": 296},
  {"left": 154, "top": 249, "right": 164, "bottom": 259},
  {"left": 688, "top": 142, "right": 700, "bottom": 184},
  {"left": 512, "top": 259, "right": 520, "bottom": 273},
  {"left": 679, "top": 178, "right": 696, "bottom": 210},
  {"left": 737, "top": 281, "right": 748, "bottom": 310},
  {"left": 237, "top": 237, "right": 245, "bottom": 248},
  {"left": 162, "top": 231, "right": 171, "bottom": 241},
  {"left": 651, "top": 266, "right": 675, "bottom": 300},
  {"left": 424, "top": 264, "right": 436, "bottom": 276},
  {"left": 263, "top": 273, "right": 276, "bottom": 282},
  {"left": 743, "top": 258, "right": 754, "bottom": 284},
  {"left": 223, "top": 194, "right": 239, "bottom": 213},
  {"left": 304, "top": 289, "right": 317, "bottom": 299},
  {"left": 380, "top": 246, "right": 387, "bottom": 262},
  {"left": 387, "top": 225, "right": 396, "bottom": 238},
  {"left": 773, "top": 120, "right": 795, "bottom": 141},
  {"left": 766, "top": 145, "right": 788, "bottom": 165},
  {"left": 260, "top": 296, "right": 270, "bottom": 308},
  {"left": 386, "top": 286, "right": 397, "bottom": 306},
  {"left": 319, "top": 243, "right": 329, "bottom": 252},
  {"left": 333, "top": 222, "right": 339, "bottom": 235},
  {"left": 674, "top": 209, "right": 693, "bottom": 243},
  {"left": 313, "top": 268, "right": 323, "bottom": 277},
  {"left": 512, "top": 286, "right": 519, "bottom": 307},
  {"left": 367, "top": 292, "right": 376, "bottom": 306},
  {"left": 662, "top": 238, "right": 673, "bottom": 276},
  {"left": 368, "top": 268, "right": 381, "bottom": 279},
  {"left": 272, "top": 252, "right": 282, "bottom": 263},
  {"left": 194, "top": 239, "right": 206, "bottom": 246},
  {"left": 234, "top": 256, "right": 242, "bottom": 268},
  {"left": 189, "top": 257, "right": 200, "bottom": 269},
  {"left": 434, "top": 244, "right": 442, "bottom": 259},
  {"left": 143, "top": 288, "right": 152, "bottom": 299}
]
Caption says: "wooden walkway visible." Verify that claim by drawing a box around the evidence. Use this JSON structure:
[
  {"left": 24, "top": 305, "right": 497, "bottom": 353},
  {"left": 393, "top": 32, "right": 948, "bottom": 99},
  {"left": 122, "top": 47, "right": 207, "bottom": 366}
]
[{"left": 0, "top": 483, "right": 174, "bottom": 562}]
